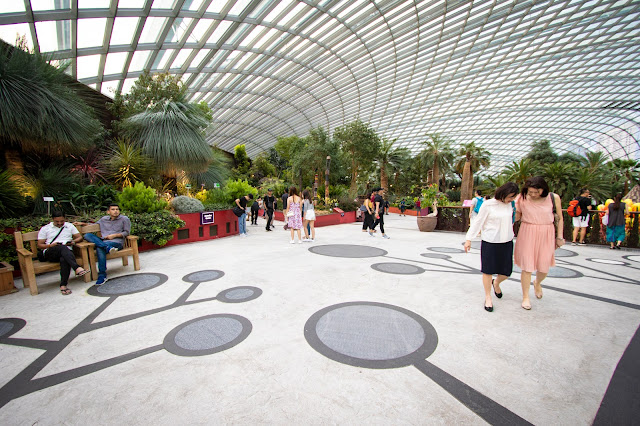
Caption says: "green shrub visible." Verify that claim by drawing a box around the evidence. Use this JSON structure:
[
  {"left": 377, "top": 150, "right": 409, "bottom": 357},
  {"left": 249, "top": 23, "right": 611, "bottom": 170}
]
[
  {"left": 170, "top": 195, "right": 204, "bottom": 213},
  {"left": 337, "top": 195, "right": 359, "bottom": 212},
  {"left": 0, "top": 170, "right": 26, "bottom": 219},
  {"left": 446, "top": 190, "right": 460, "bottom": 202},
  {"left": 118, "top": 182, "right": 167, "bottom": 213},
  {"left": 70, "top": 183, "right": 119, "bottom": 213},
  {"left": 26, "top": 165, "right": 81, "bottom": 215},
  {"left": 202, "top": 202, "right": 234, "bottom": 211},
  {"left": 128, "top": 210, "right": 184, "bottom": 246},
  {"left": 225, "top": 179, "right": 257, "bottom": 202},
  {"left": 257, "top": 177, "right": 287, "bottom": 197}
]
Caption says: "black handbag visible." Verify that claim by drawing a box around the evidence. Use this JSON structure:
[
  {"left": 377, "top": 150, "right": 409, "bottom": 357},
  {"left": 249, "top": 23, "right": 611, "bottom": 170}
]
[{"left": 232, "top": 206, "right": 244, "bottom": 217}]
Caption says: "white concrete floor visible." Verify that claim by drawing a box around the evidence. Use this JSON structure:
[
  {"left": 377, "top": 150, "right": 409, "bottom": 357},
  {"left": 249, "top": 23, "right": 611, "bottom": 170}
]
[{"left": 0, "top": 214, "right": 639, "bottom": 425}]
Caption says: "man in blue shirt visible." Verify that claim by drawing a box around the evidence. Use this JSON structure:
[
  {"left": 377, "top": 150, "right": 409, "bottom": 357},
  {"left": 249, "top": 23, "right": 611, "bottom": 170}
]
[{"left": 83, "top": 204, "right": 131, "bottom": 285}]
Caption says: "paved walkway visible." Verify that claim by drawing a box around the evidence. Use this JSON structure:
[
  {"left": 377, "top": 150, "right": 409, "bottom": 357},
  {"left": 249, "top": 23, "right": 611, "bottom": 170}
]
[{"left": 1, "top": 214, "right": 639, "bottom": 425}]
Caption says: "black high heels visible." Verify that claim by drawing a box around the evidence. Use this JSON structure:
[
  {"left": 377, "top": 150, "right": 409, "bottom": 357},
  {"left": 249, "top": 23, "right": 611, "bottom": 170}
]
[
  {"left": 492, "top": 279, "right": 503, "bottom": 298},
  {"left": 484, "top": 305, "right": 493, "bottom": 312}
]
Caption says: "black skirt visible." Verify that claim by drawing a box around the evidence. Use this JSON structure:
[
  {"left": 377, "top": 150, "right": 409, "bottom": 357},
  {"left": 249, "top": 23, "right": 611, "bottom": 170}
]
[{"left": 480, "top": 240, "right": 513, "bottom": 276}]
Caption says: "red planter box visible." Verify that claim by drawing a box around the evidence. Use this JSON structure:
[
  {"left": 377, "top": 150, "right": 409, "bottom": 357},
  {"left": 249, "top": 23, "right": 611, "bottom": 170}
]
[
  {"left": 273, "top": 210, "right": 356, "bottom": 227},
  {"left": 138, "top": 210, "right": 239, "bottom": 252}
]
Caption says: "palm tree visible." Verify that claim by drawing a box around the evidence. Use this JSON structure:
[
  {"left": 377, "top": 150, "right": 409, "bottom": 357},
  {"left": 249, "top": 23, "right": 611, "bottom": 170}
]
[
  {"left": 122, "top": 101, "right": 213, "bottom": 182},
  {"left": 188, "top": 147, "right": 232, "bottom": 189},
  {"left": 581, "top": 151, "right": 609, "bottom": 172},
  {"left": 422, "top": 133, "right": 455, "bottom": 190},
  {"left": 105, "top": 139, "right": 156, "bottom": 189},
  {"left": 540, "top": 162, "right": 578, "bottom": 200},
  {"left": 609, "top": 159, "right": 640, "bottom": 195},
  {"left": 455, "top": 141, "right": 491, "bottom": 201},
  {"left": 377, "top": 138, "right": 411, "bottom": 192},
  {"left": 502, "top": 158, "right": 539, "bottom": 186},
  {"left": 0, "top": 42, "right": 102, "bottom": 174}
]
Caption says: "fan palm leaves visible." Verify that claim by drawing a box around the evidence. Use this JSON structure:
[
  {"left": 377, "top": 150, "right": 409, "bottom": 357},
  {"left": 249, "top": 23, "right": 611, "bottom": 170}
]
[
  {"left": 422, "top": 133, "right": 455, "bottom": 189},
  {"left": 581, "top": 151, "right": 609, "bottom": 172},
  {"left": 502, "top": 158, "right": 539, "bottom": 186},
  {"left": 455, "top": 141, "right": 491, "bottom": 201},
  {"left": 608, "top": 159, "right": 640, "bottom": 195},
  {"left": 540, "top": 162, "right": 577, "bottom": 200},
  {"left": 0, "top": 43, "right": 102, "bottom": 155},
  {"left": 377, "top": 138, "right": 411, "bottom": 192},
  {"left": 122, "top": 101, "right": 212, "bottom": 173},
  {"left": 187, "top": 147, "right": 232, "bottom": 190}
]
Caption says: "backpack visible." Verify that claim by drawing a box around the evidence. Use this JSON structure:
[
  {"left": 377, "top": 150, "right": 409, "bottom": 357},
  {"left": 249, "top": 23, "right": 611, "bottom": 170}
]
[
  {"left": 473, "top": 197, "right": 484, "bottom": 214},
  {"left": 567, "top": 199, "right": 582, "bottom": 217}
]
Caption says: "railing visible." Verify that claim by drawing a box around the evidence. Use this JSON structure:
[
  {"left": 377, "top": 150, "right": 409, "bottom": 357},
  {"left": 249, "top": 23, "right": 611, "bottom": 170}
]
[{"left": 435, "top": 206, "right": 640, "bottom": 248}]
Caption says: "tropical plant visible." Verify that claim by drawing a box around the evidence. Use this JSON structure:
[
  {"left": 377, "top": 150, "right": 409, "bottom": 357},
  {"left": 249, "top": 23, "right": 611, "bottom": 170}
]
[
  {"left": 582, "top": 151, "right": 609, "bottom": 172},
  {"left": 0, "top": 43, "right": 103, "bottom": 170},
  {"left": 25, "top": 165, "right": 81, "bottom": 214},
  {"left": 525, "top": 140, "right": 558, "bottom": 165},
  {"left": 170, "top": 195, "right": 204, "bottom": 214},
  {"left": 420, "top": 183, "right": 449, "bottom": 211},
  {"left": 118, "top": 181, "right": 168, "bottom": 213},
  {"left": 70, "top": 149, "right": 106, "bottom": 184},
  {"left": 421, "top": 133, "right": 455, "bottom": 190},
  {"left": 502, "top": 158, "right": 538, "bottom": 186},
  {"left": 122, "top": 101, "right": 212, "bottom": 174},
  {"left": 232, "top": 144, "right": 251, "bottom": 179},
  {"left": 187, "top": 147, "right": 232, "bottom": 190},
  {"left": 540, "top": 162, "right": 577, "bottom": 200},
  {"left": 333, "top": 119, "right": 382, "bottom": 197},
  {"left": 105, "top": 139, "right": 156, "bottom": 189},
  {"left": 377, "top": 138, "right": 411, "bottom": 192},
  {"left": 0, "top": 169, "right": 26, "bottom": 218},
  {"left": 224, "top": 179, "right": 258, "bottom": 202},
  {"left": 609, "top": 159, "right": 640, "bottom": 195},
  {"left": 127, "top": 210, "right": 184, "bottom": 246},
  {"left": 455, "top": 141, "right": 491, "bottom": 201},
  {"left": 69, "top": 183, "right": 119, "bottom": 213},
  {"left": 247, "top": 151, "right": 276, "bottom": 184}
]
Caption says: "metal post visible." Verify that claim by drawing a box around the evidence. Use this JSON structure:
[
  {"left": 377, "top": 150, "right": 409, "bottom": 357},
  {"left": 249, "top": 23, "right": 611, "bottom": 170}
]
[{"left": 325, "top": 156, "right": 331, "bottom": 203}]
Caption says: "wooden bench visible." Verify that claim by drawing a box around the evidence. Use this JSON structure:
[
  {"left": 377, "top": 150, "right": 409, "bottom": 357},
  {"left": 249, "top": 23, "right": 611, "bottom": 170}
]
[
  {"left": 77, "top": 224, "right": 140, "bottom": 281},
  {"left": 14, "top": 230, "right": 92, "bottom": 296}
]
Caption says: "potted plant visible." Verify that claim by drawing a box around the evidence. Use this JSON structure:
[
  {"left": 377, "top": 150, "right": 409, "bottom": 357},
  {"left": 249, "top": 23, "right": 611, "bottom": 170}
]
[{"left": 417, "top": 184, "right": 448, "bottom": 232}]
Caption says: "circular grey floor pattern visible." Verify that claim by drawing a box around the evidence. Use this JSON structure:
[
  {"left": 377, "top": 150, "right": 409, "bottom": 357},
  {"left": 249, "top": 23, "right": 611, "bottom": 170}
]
[
  {"left": 429, "top": 247, "right": 464, "bottom": 254},
  {"left": 182, "top": 270, "right": 225, "bottom": 283},
  {"left": 309, "top": 244, "right": 387, "bottom": 258},
  {"left": 88, "top": 273, "right": 168, "bottom": 296},
  {"left": 555, "top": 248, "right": 578, "bottom": 257},
  {"left": 164, "top": 314, "right": 252, "bottom": 356},
  {"left": 420, "top": 253, "right": 452, "bottom": 260},
  {"left": 371, "top": 263, "right": 425, "bottom": 275},
  {"left": 0, "top": 318, "right": 26, "bottom": 339},
  {"left": 304, "top": 302, "right": 438, "bottom": 369},
  {"left": 512, "top": 265, "right": 582, "bottom": 278},
  {"left": 216, "top": 286, "right": 262, "bottom": 303},
  {"left": 624, "top": 255, "right": 640, "bottom": 263},
  {"left": 587, "top": 258, "right": 627, "bottom": 266}
]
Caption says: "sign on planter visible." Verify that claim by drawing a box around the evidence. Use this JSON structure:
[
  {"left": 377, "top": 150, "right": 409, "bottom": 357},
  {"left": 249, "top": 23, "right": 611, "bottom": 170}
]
[{"left": 201, "top": 212, "right": 215, "bottom": 225}]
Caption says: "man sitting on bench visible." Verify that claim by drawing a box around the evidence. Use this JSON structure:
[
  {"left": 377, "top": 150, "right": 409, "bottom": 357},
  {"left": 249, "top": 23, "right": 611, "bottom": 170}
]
[
  {"left": 37, "top": 210, "right": 89, "bottom": 295},
  {"left": 83, "top": 203, "right": 131, "bottom": 286}
]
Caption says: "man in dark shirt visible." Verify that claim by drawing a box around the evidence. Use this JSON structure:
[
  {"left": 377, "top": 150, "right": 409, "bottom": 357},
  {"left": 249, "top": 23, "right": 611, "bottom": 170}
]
[
  {"left": 235, "top": 193, "right": 253, "bottom": 237},
  {"left": 373, "top": 187, "right": 390, "bottom": 239},
  {"left": 281, "top": 188, "right": 289, "bottom": 212},
  {"left": 264, "top": 189, "right": 276, "bottom": 231},
  {"left": 571, "top": 187, "right": 593, "bottom": 245}
]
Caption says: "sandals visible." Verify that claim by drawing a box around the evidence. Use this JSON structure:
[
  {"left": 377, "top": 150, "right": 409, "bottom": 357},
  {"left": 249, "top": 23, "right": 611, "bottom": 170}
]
[
  {"left": 533, "top": 281, "right": 543, "bottom": 299},
  {"left": 60, "top": 287, "right": 72, "bottom": 295},
  {"left": 75, "top": 268, "right": 89, "bottom": 277},
  {"left": 521, "top": 302, "right": 531, "bottom": 310}
]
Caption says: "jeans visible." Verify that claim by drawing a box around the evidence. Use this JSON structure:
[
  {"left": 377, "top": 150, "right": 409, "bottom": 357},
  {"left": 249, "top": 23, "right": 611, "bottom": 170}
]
[
  {"left": 238, "top": 213, "right": 247, "bottom": 234},
  {"left": 44, "top": 245, "right": 80, "bottom": 286},
  {"left": 84, "top": 233, "right": 123, "bottom": 279},
  {"left": 266, "top": 210, "right": 273, "bottom": 229}
]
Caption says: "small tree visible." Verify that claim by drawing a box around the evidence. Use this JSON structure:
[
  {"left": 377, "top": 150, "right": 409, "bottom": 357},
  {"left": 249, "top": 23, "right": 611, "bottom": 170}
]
[
  {"left": 333, "top": 119, "right": 381, "bottom": 197},
  {"left": 526, "top": 140, "right": 558, "bottom": 165}
]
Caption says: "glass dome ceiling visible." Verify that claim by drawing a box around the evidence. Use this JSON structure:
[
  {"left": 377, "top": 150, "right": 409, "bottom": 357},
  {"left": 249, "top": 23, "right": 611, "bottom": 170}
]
[{"left": 1, "top": 0, "right": 639, "bottom": 171}]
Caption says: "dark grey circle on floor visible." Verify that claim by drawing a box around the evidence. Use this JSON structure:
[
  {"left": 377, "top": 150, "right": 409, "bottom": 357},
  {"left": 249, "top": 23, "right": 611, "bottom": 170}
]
[
  {"left": 304, "top": 302, "right": 438, "bottom": 369},
  {"left": 182, "top": 270, "right": 225, "bottom": 283},
  {"left": 164, "top": 314, "right": 252, "bottom": 356},
  {"left": 0, "top": 318, "right": 26, "bottom": 339},
  {"left": 371, "top": 263, "right": 425, "bottom": 275},
  {"left": 217, "top": 286, "right": 263, "bottom": 303},
  {"left": 512, "top": 265, "right": 582, "bottom": 278},
  {"left": 87, "top": 273, "right": 168, "bottom": 297},
  {"left": 308, "top": 244, "right": 387, "bottom": 258},
  {"left": 555, "top": 248, "right": 578, "bottom": 257},
  {"left": 429, "top": 247, "right": 464, "bottom": 254},
  {"left": 420, "top": 253, "right": 452, "bottom": 260}
]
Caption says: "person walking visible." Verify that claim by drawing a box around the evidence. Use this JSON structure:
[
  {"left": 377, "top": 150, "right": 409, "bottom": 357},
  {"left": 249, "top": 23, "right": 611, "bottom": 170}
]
[
  {"left": 514, "top": 176, "right": 564, "bottom": 310},
  {"left": 285, "top": 187, "right": 303, "bottom": 244},
  {"left": 281, "top": 188, "right": 289, "bottom": 213},
  {"left": 362, "top": 192, "right": 376, "bottom": 236},
  {"left": 37, "top": 210, "right": 89, "bottom": 295},
  {"left": 470, "top": 190, "right": 485, "bottom": 223},
  {"left": 250, "top": 198, "right": 260, "bottom": 225},
  {"left": 302, "top": 190, "right": 316, "bottom": 242},
  {"left": 264, "top": 189, "right": 276, "bottom": 231},
  {"left": 234, "top": 193, "right": 253, "bottom": 237},
  {"left": 464, "top": 183, "right": 519, "bottom": 312},
  {"left": 399, "top": 199, "right": 406, "bottom": 216},
  {"left": 570, "top": 188, "right": 593, "bottom": 245},
  {"left": 606, "top": 193, "right": 628, "bottom": 249},
  {"left": 415, "top": 198, "right": 422, "bottom": 216},
  {"left": 374, "top": 187, "right": 390, "bottom": 239}
]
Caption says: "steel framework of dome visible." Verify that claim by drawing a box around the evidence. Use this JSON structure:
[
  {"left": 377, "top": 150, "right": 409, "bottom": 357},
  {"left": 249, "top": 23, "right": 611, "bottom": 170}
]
[{"left": 1, "top": 0, "right": 639, "bottom": 171}]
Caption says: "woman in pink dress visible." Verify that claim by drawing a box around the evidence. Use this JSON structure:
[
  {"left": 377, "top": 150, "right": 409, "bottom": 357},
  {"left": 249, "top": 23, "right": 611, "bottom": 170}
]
[
  {"left": 285, "top": 186, "right": 303, "bottom": 244},
  {"left": 514, "top": 177, "right": 564, "bottom": 310}
]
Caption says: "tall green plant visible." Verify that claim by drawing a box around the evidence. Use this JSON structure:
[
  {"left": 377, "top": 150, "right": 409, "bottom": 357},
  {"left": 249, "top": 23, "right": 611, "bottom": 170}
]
[
  {"left": 422, "top": 133, "right": 455, "bottom": 190},
  {"left": 0, "top": 169, "right": 26, "bottom": 218},
  {"left": 455, "top": 141, "right": 491, "bottom": 201},
  {"left": 106, "top": 139, "right": 156, "bottom": 189},
  {"left": 118, "top": 181, "right": 167, "bottom": 213},
  {"left": 224, "top": 179, "right": 258, "bottom": 202},
  {"left": 25, "top": 165, "right": 81, "bottom": 214},
  {"left": 377, "top": 138, "right": 410, "bottom": 192}
]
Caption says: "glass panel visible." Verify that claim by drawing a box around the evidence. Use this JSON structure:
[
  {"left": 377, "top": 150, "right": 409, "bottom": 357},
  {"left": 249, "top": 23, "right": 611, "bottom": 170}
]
[
  {"left": 0, "top": 2, "right": 25, "bottom": 12},
  {"left": 100, "top": 79, "right": 120, "bottom": 97},
  {"left": 165, "top": 17, "right": 193, "bottom": 43},
  {"left": 36, "top": 20, "right": 72, "bottom": 52},
  {"left": 191, "top": 49, "right": 212, "bottom": 67},
  {"left": 182, "top": 0, "right": 205, "bottom": 11},
  {"left": 228, "top": 0, "right": 251, "bottom": 16},
  {"left": 31, "top": 0, "right": 70, "bottom": 11},
  {"left": 104, "top": 51, "right": 129, "bottom": 75},
  {"left": 77, "top": 18, "right": 107, "bottom": 49},
  {"left": 129, "top": 50, "right": 151, "bottom": 72},
  {"left": 152, "top": 0, "right": 177, "bottom": 9},
  {"left": 263, "top": 0, "right": 293, "bottom": 22},
  {"left": 78, "top": 0, "right": 110, "bottom": 8},
  {"left": 207, "top": 0, "right": 228, "bottom": 14},
  {"left": 207, "top": 20, "right": 232, "bottom": 44},
  {"left": 189, "top": 18, "right": 215, "bottom": 42},
  {"left": 139, "top": 17, "right": 167, "bottom": 44},
  {"left": 118, "top": 0, "right": 145, "bottom": 7},
  {"left": 171, "top": 48, "right": 193, "bottom": 68},
  {"left": 76, "top": 54, "right": 102, "bottom": 79},
  {"left": 152, "top": 49, "right": 175, "bottom": 69},
  {"left": 121, "top": 77, "right": 137, "bottom": 95},
  {"left": 110, "top": 17, "right": 139, "bottom": 46},
  {"left": 0, "top": 24, "right": 32, "bottom": 49}
]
